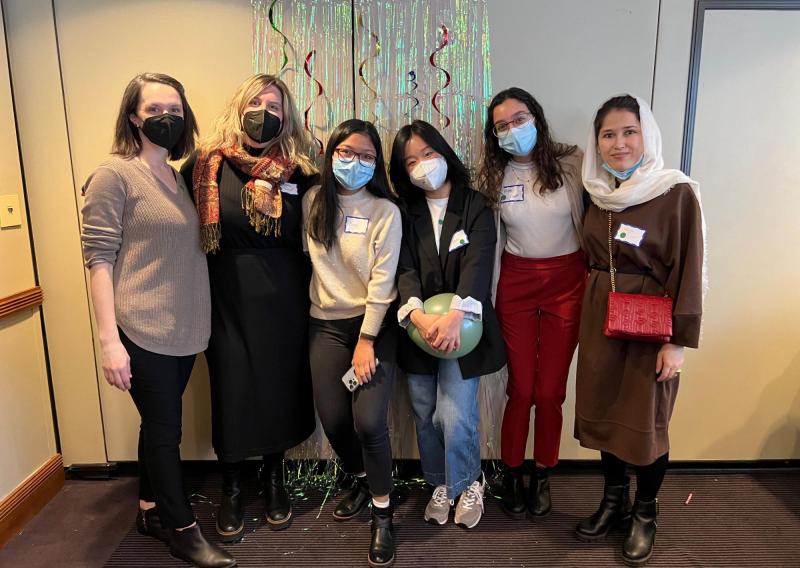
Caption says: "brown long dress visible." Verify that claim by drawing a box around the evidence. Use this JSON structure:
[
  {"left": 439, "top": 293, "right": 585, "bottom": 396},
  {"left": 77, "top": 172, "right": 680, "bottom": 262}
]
[{"left": 575, "top": 183, "right": 704, "bottom": 466}]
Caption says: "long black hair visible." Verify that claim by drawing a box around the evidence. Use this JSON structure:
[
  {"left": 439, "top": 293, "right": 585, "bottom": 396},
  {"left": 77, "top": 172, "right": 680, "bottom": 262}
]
[
  {"left": 389, "top": 120, "right": 471, "bottom": 205},
  {"left": 307, "top": 119, "right": 395, "bottom": 250},
  {"left": 477, "top": 87, "right": 576, "bottom": 206}
]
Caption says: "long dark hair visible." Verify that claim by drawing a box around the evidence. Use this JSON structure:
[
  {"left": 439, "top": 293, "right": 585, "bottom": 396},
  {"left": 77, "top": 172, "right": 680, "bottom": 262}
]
[
  {"left": 594, "top": 94, "right": 641, "bottom": 139},
  {"left": 307, "top": 119, "right": 395, "bottom": 250},
  {"left": 389, "top": 120, "right": 471, "bottom": 205},
  {"left": 477, "top": 87, "right": 576, "bottom": 206},
  {"left": 112, "top": 73, "right": 197, "bottom": 161}
]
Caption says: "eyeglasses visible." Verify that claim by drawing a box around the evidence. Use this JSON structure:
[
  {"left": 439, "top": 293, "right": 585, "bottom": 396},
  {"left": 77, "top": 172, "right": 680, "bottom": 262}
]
[
  {"left": 492, "top": 113, "right": 534, "bottom": 137},
  {"left": 334, "top": 147, "right": 377, "bottom": 166}
]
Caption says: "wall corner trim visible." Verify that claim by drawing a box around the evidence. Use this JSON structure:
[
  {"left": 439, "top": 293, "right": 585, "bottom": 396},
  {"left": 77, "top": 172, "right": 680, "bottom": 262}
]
[{"left": 0, "top": 454, "right": 64, "bottom": 548}]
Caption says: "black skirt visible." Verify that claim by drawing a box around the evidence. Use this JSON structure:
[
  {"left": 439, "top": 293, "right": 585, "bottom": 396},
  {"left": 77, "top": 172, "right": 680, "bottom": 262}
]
[{"left": 206, "top": 246, "right": 315, "bottom": 462}]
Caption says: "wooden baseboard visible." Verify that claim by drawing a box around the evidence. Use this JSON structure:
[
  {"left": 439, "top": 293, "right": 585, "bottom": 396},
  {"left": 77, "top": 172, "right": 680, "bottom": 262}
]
[{"left": 0, "top": 454, "right": 64, "bottom": 549}]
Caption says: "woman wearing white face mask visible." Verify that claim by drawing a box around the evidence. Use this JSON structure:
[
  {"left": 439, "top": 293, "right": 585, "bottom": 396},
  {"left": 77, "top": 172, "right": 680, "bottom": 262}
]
[
  {"left": 390, "top": 120, "right": 506, "bottom": 530},
  {"left": 574, "top": 95, "right": 705, "bottom": 566},
  {"left": 304, "top": 119, "right": 401, "bottom": 567},
  {"left": 180, "top": 74, "right": 318, "bottom": 541},
  {"left": 477, "top": 88, "right": 587, "bottom": 520}
]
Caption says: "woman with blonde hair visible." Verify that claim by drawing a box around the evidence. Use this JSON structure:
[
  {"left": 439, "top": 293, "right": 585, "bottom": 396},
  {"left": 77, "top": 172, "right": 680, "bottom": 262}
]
[{"left": 181, "top": 74, "right": 318, "bottom": 542}]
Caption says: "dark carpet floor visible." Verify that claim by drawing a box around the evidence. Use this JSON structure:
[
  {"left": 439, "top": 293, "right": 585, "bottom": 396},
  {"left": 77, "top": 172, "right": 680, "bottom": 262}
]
[
  {"left": 2, "top": 469, "right": 798, "bottom": 567},
  {"left": 102, "top": 470, "right": 800, "bottom": 568}
]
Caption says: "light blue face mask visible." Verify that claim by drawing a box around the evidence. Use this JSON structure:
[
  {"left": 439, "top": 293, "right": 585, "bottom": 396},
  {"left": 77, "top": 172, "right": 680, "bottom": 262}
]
[
  {"left": 602, "top": 155, "right": 644, "bottom": 181},
  {"left": 498, "top": 121, "right": 538, "bottom": 157},
  {"left": 332, "top": 156, "right": 375, "bottom": 190}
]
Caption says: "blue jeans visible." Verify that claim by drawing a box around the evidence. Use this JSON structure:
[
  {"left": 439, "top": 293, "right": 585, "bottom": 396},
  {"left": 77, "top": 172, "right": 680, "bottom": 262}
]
[{"left": 407, "top": 359, "right": 481, "bottom": 500}]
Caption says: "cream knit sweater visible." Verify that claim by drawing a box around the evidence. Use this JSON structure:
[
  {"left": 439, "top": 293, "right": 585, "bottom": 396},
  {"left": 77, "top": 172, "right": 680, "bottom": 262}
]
[{"left": 302, "top": 186, "right": 401, "bottom": 338}]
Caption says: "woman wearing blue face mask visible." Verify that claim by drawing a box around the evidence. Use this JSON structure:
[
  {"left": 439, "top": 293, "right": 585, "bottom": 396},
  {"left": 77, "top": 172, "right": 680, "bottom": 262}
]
[
  {"left": 477, "top": 87, "right": 587, "bottom": 520},
  {"left": 390, "top": 120, "right": 506, "bottom": 530},
  {"left": 303, "top": 119, "right": 401, "bottom": 567}
]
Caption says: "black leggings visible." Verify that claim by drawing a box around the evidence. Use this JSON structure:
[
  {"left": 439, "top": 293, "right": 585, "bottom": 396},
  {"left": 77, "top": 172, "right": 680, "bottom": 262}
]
[
  {"left": 121, "top": 330, "right": 196, "bottom": 529},
  {"left": 601, "top": 451, "right": 669, "bottom": 502},
  {"left": 308, "top": 316, "right": 397, "bottom": 496}
]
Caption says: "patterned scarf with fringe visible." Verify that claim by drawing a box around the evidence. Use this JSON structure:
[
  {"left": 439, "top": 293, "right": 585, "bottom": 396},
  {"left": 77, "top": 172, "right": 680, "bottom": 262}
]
[{"left": 193, "top": 145, "right": 296, "bottom": 253}]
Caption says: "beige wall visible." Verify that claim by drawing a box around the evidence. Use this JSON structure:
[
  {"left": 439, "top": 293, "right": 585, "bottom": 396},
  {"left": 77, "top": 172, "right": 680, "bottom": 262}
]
[
  {"left": 3, "top": 0, "right": 797, "bottom": 464},
  {"left": 3, "top": 0, "right": 106, "bottom": 466},
  {"left": 0, "top": 2, "right": 58, "bottom": 499}
]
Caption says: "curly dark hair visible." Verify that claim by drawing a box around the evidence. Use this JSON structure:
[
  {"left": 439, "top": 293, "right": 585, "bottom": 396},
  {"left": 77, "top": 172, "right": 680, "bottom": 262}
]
[{"left": 477, "top": 87, "right": 577, "bottom": 207}]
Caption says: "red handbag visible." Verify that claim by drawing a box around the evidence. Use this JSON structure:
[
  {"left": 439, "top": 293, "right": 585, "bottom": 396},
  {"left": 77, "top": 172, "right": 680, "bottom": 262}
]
[{"left": 603, "top": 212, "right": 672, "bottom": 343}]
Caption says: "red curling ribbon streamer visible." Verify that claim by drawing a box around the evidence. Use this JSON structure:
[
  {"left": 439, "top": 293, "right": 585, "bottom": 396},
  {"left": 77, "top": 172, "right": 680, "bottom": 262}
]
[
  {"left": 405, "top": 70, "right": 420, "bottom": 117},
  {"left": 429, "top": 24, "right": 452, "bottom": 128},
  {"left": 268, "top": 0, "right": 291, "bottom": 75},
  {"left": 357, "top": 14, "right": 381, "bottom": 123},
  {"left": 303, "top": 50, "right": 325, "bottom": 155}
]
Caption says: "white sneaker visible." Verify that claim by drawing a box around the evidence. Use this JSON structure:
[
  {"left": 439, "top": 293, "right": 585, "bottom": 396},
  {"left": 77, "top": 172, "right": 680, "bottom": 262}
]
[
  {"left": 423, "top": 485, "right": 452, "bottom": 525},
  {"left": 454, "top": 474, "right": 485, "bottom": 529}
]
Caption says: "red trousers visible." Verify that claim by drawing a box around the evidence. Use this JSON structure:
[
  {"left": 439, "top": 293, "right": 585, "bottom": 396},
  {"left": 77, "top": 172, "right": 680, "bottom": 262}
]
[{"left": 496, "top": 250, "right": 587, "bottom": 468}]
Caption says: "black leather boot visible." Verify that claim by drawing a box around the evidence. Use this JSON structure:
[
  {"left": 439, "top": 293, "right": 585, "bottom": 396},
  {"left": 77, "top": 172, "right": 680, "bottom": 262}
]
[
  {"left": 333, "top": 476, "right": 371, "bottom": 521},
  {"left": 136, "top": 507, "right": 169, "bottom": 543},
  {"left": 263, "top": 457, "right": 292, "bottom": 530},
  {"left": 526, "top": 468, "right": 552, "bottom": 519},
  {"left": 216, "top": 473, "right": 244, "bottom": 543},
  {"left": 500, "top": 466, "right": 526, "bottom": 517},
  {"left": 575, "top": 480, "right": 632, "bottom": 541},
  {"left": 622, "top": 499, "right": 658, "bottom": 565},
  {"left": 368, "top": 501, "right": 395, "bottom": 567},
  {"left": 169, "top": 524, "right": 237, "bottom": 568}
]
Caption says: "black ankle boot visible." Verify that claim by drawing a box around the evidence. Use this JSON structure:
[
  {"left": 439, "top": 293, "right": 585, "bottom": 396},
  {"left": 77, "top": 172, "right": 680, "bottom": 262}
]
[
  {"left": 526, "top": 468, "right": 552, "bottom": 519},
  {"left": 622, "top": 499, "right": 658, "bottom": 565},
  {"left": 169, "top": 524, "right": 237, "bottom": 568},
  {"left": 575, "top": 480, "right": 632, "bottom": 541},
  {"left": 136, "top": 507, "right": 169, "bottom": 542},
  {"left": 216, "top": 475, "right": 244, "bottom": 543},
  {"left": 368, "top": 501, "right": 395, "bottom": 567},
  {"left": 263, "top": 458, "right": 292, "bottom": 530},
  {"left": 500, "top": 466, "right": 526, "bottom": 516},
  {"left": 333, "top": 476, "right": 371, "bottom": 521}
]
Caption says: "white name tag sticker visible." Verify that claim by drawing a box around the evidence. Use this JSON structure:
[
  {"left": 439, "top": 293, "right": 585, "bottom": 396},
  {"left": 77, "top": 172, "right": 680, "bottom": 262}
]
[
  {"left": 500, "top": 184, "right": 524, "bottom": 203},
  {"left": 614, "top": 223, "right": 646, "bottom": 246},
  {"left": 344, "top": 216, "right": 369, "bottom": 235},
  {"left": 280, "top": 182, "right": 298, "bottom": 195},
  {"left": 449, "top": 229, "right": 470, "bottom": 252}
]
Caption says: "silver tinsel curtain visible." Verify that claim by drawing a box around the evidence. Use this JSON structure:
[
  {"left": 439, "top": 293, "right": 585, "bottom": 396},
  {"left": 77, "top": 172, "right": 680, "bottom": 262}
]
[{"left": 251, "top": 0, "right": 506, "bottom": 460}]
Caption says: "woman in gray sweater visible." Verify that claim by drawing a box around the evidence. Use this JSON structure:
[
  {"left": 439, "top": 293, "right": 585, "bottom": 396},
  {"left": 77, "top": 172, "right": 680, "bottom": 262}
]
[{"left": 80, "top": 73, "right": 235, "bottom": 568}]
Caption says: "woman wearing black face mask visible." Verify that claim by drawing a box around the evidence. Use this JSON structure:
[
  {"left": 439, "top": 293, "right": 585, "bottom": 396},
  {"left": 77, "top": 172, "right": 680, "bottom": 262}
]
[
  {"left": 180, "top": 74, "right": 318, "bottom": 542},
  {"left": 81, "top": 73, "right": 235, "bottom": 567}
]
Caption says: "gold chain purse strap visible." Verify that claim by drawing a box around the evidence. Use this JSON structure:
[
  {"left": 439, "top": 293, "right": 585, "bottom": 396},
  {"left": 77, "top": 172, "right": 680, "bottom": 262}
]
[{"left": 607, "top": 211, "right": 616, "bottom": 292}]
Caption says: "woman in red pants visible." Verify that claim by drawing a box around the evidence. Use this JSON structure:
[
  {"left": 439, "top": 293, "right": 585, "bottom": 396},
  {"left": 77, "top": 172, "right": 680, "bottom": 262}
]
[{"left": 478, "top": 87, "right": 587, "bottom": 519}]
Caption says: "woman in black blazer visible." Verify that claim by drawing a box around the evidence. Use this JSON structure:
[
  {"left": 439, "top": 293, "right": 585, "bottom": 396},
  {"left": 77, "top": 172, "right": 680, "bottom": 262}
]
[{"left": 389, "top": 120, "right": 506, "bottom": 529}]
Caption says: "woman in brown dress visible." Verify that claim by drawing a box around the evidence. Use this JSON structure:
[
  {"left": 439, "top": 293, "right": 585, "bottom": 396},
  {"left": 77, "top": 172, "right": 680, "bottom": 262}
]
[{"left": 574, "top": 95, "right": 706, "bottom": 566}]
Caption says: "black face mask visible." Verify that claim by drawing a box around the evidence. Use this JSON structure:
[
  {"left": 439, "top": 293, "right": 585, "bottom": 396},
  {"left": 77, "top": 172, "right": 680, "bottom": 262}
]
[
  {"left": 140, "top": 114, "right": 184, "bottom": 150},
  {"left": 242, "top": 109, "right": 282, "bottom": 144}
]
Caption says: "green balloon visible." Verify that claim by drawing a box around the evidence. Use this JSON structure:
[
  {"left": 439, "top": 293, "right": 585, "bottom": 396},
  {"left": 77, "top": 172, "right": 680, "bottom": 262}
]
[{"left": 407, "top": 293, "right": 483, "bottom": 359}]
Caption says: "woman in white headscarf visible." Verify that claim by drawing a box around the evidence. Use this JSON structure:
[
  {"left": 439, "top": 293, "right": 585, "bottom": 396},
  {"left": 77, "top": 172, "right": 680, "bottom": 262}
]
[{"left": 573, "top": 95, "right": 706, "bottom": 566}]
